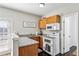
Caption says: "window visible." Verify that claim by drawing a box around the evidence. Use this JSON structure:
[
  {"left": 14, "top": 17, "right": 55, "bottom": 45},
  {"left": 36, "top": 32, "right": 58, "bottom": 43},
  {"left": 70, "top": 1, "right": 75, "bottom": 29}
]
[{"left": 0, "top": 21, "right": 9, "bottom": 41}]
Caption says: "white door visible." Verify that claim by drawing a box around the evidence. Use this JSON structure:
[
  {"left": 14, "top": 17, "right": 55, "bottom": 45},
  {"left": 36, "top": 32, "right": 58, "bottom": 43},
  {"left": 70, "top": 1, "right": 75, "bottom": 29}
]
[
  {"left": 64, "top": 16, "right": 71, "bottom": 53},
  {"left": 61, "top": 12, "right": 78, "bottom": 54}
]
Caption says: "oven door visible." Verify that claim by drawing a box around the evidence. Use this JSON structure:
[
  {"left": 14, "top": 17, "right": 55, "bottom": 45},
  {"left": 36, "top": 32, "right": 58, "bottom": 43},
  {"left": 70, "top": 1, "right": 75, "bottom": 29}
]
[
  {"left": 43, "top": 42, "right": 54, "bottom": 55},
  {"left": 43, "top": 37, "right": 53, "bottom": 44}
]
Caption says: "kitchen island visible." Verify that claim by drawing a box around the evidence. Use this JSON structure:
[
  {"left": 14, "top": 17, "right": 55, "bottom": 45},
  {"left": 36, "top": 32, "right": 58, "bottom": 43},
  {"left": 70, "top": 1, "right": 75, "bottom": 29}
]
[{"left": 18, "top": 37, "right": 39, "bottom": 56}]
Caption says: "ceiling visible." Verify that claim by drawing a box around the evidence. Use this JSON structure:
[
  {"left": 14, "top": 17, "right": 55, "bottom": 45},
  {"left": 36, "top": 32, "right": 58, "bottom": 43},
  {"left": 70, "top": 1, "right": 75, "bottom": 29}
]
[{"left": 0, "top": 3, "right": 79, "bottom": 16}]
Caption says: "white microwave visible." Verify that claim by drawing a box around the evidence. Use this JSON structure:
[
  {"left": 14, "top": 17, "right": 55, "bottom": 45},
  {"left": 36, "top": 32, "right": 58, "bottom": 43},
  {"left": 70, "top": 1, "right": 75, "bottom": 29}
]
[{"left": 46, "top": 23, "right": 60, "bottom": 30}]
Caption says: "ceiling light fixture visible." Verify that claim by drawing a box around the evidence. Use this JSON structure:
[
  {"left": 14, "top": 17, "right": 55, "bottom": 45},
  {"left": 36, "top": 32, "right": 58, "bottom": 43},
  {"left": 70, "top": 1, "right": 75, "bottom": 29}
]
[{"left": 40, "top": 3, "right": 45, "bottom": 7}]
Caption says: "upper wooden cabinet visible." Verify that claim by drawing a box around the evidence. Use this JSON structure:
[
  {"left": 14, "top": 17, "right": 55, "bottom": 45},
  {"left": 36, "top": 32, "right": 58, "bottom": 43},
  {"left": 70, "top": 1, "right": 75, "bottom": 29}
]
[
  {"left": 39, "top": 15, "right": 60, "bottom": 29},
  {"left": 46, "top": 15, "right": 60, "bottom": 24},
  {"left": 39, "top": 19, "right": 46, "bottom": 29}
]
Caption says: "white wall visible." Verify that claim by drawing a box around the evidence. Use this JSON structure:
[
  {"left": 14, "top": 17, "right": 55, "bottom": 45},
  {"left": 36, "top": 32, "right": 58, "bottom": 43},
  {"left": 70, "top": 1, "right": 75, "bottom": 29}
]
[
  {"left": 44, "top": 5, "right": 79, "bottom": 17},
  {"left": 0, "top": 7, "right": 40, "bottom": 34}
]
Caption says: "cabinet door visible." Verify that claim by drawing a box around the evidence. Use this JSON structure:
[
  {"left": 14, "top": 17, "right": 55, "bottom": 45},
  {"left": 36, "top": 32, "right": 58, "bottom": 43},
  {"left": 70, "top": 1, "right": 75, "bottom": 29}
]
[
  {"left": 27, "top": 44, "right": 38, "bottom": 56},
  {"left": 19, "top": 46, "right": 29, "bottom": 56},
  {"left": 19, "top": 44, "right": 38, "bottom": 56},
  {"left": 46, "top": 15, "right": 60, "bottom": 24},
  {"left": 39, "top": 36, "right": 43, "bottom": 48},
  {"left": 32, "top": 37, "right": 40, "bottom": 42},
  {"left": 32, "top": 36, "right": 43, "bottom": 49},
  {"left": 32, "top": 37, "right": 40, "bottom": 47},
  {"left": 39, "top": 19, "right": 46, "bottom": 29}
]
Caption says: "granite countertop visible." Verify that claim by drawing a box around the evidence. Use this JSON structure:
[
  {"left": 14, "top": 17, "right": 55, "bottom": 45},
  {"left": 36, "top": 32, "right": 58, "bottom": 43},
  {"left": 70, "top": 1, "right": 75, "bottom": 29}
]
[{"left": 18, "top": 37, "right": 39, "bottom": 47}]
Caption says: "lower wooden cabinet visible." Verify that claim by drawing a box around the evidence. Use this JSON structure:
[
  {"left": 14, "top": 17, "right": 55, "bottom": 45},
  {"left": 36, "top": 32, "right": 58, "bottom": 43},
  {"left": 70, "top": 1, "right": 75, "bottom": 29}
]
[
  {"left": 31, "top": 36, "right": 43, "bottom": 49},
  {"left": 39, "top": 36, "right": 43, "bottom": 49},
  {"left": 19, "top": 44, "right": 38, "bottom": 56}
]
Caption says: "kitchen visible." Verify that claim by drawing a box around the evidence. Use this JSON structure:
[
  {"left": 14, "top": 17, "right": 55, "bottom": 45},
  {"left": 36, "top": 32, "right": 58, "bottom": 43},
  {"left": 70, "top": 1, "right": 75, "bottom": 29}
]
[{"left": 0, "top": 3, "right": 78, "bottom": 56}]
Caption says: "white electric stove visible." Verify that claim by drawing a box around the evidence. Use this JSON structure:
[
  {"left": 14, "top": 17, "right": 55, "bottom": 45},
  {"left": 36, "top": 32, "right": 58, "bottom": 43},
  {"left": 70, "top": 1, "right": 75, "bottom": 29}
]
[{"left": 43, "top": 32, "right": 60, "bottom": 56}]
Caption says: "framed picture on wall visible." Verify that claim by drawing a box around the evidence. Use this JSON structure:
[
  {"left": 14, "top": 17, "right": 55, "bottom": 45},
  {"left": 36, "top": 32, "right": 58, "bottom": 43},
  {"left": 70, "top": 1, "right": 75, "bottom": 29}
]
[{"left": 23, "top": 21, "right": 36, "bottom": 28}]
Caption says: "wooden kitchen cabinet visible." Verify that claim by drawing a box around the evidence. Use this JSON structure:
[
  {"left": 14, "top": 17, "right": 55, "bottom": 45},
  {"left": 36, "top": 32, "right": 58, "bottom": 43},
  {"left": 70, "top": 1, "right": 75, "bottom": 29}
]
[
  {"left": 39, "top": 19, "right": 46, "bottom": 29},
  {"left": 46, "top": 15, "right": 60, "bottom": 24},
  {"left": 19, "top": 44, "right": 38, "bottom": 56},
  {"left": 32, "top": 36, "right": 40, "bottom": 48},
  {"left": 32, "top": 36, "right": 43, "bottom": 49},
  {"left": 39, "top": 36, "right": 43, "bottom": 48},
  {"left": 39, "top": 15, "right": 60, "bottom": 29}
]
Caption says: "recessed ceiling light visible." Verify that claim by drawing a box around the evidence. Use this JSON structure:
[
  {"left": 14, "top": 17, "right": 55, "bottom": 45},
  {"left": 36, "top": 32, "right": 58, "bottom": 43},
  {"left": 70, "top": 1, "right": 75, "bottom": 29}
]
[{"left": 40, "top": 3, "right": 45, "bottom": 7}]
